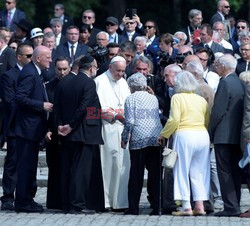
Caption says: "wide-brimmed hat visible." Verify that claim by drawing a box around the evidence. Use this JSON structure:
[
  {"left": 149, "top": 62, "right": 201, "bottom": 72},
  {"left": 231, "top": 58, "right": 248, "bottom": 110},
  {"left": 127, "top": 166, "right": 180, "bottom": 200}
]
[{"left": 14, "top": 19, "right": 32, "bottom": 32}]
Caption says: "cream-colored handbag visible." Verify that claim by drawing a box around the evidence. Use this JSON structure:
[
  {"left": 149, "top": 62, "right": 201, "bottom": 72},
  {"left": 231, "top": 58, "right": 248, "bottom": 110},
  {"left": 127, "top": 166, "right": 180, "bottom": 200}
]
[{"left": 162, "top": 138, "right": 178, "bottom": 169}]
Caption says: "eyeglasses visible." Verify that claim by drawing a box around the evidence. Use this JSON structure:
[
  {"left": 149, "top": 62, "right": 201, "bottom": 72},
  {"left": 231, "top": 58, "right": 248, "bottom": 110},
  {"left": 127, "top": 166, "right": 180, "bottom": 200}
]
[
  {"left": 237, "top": 26, "right": 246, "bottom": 29},
  {"left": 144, "top": 26, "right": 154, "bottom": 29},
  {"left": 21, "top": 54, "right": 32, "bottom": 58},
  {"left": 106, "top": 23, "right": 116, "bottom": 26},
  {"left": 224, "top": 6, "right": 230, "bottom": 8},
  {"left": 83, "top": 16, "right": 92, "bottom": 20},
  {"left": 91, "top": 65, "right": 99, "bottom": 70},
  {"left": 126, "top": 22, "right": 135, "bottom": 25},
  {"left": 240, "top": 48, "right": 250, "bottom": 52}
]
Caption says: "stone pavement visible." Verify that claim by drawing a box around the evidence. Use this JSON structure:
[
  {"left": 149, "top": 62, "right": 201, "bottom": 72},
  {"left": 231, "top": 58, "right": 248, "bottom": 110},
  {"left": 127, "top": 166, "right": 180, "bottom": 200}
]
[
  {"left": 0, "top": 151, "right": 250, "bottom": 225},
  {"left": 0, "top": 188, "right": 249, "bottom": 225}
]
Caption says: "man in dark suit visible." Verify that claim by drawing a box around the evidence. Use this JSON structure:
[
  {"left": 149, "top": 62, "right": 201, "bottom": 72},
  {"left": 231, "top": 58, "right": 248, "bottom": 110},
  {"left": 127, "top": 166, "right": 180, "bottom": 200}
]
[
  {"left": 181, "top": 9, "right": 203, "bottom": 45},
  {"left": 0, "top": 0, "right": 26, "bottom": 32},
  {"left": 12, "top": 45, "right": 53, "bottom": 212},
  {"left": 0, "top": 43, "right": 33, "bottom": 211},
  {"left": 236, "top": 42, "right": 250, "bottom": 75},
  {"left": 54, "top": 55, "right": 104, "bottom": 214},
  {"left": 81, "top": 9, "right": 101, "bottom": 47},
  {"left": 209, "top": 54, "right": 244, "bottom": 217},
  {"left": 45, "top": 56, "right": 71, "bottom": 210},
  {"left": 50, "top": 18, "right": 67, "bottom": 47},
  {"left": 193, "top": 23, "right": 226, "bottom": 55},
  {"left": 0, "top": 33, "right": 17, "bottom": 78},
  {"left": 105, "top": 16, "right": 126, "bottom": 44},
  {"left": 55, "top": 26, "right": 89, "bottom": 66},
  {"left": 54, "top": 3, "right": 74, "bottom": 35},
  {"left": 117, "top": 14, "right": 144, "bottom": 42},
  {"left": 210, "top": 0, "right": 230, "bottom": 26}
]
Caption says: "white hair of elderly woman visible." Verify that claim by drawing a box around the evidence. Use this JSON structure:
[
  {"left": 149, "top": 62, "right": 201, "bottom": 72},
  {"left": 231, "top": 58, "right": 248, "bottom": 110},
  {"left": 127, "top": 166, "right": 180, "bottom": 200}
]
[
  {"left": 174, "top": 70, "right": 199, "bottom": 93},
  {"left": 239, "top": 71, "right": 250, "bottom": 84},
  {"left": 127, "top": 72, "right": 147, "bottom": 93}
]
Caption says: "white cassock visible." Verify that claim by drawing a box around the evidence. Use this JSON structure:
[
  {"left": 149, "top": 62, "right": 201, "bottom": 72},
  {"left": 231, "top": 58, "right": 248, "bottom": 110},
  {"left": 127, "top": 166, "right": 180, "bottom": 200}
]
[{"left": 95, "top": 70, "right": 131, "bottom": 209}]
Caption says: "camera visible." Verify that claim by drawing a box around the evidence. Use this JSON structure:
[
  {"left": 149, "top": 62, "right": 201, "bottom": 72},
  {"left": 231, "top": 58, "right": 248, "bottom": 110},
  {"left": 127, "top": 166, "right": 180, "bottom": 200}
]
[
  {"left": 175, "top": 51, "right": 192, "bottom": 64},
  {"left": 157, "top": 51, "right": 176, "bottom": 68},
  {"left": 88, "top": 45, "right": 108, "bottom": 66},
  {"left": 126, "top": 8, "right": 137, "bottom": 19}
]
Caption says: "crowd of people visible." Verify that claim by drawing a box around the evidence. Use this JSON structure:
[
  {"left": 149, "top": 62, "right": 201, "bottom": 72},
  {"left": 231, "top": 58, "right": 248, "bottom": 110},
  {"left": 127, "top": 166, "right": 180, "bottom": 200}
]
[{"left": 0, "top": 0, "right": 250, "bottom": 218}]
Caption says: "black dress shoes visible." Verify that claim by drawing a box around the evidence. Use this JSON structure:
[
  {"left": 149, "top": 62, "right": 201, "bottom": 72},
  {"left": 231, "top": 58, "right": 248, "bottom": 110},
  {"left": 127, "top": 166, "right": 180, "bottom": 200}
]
[
  {"left": 214, "top": 210, "right": 240, "bottom": 217},
  {"left": 1, "top": 201, "right": 15, "bottom": 211},
  {"left": 124, "top": 209, "right": 139, "bottom": 215},
  {"left": 69, "top": 208, "right": 95, "bottom": 214},
  {"left": 15, "top": 202, "right": 44, "bottom": 213},
  {"left": 149, "top": 209, "right": 160, "bottom": 216},
  {"left": 162, "top": 208, "right": 177, "bottom": 215},
  {"left": 81, "top": 208, "right": 96, "bottom": 214}
]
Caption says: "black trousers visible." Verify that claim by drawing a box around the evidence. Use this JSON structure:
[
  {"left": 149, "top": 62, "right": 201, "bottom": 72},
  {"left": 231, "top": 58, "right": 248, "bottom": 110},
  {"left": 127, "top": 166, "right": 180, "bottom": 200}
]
[
  {"left": 1, "top": 137, "right": 16, "bottom": 202},
  {"left": 15, "top": 137, "right": 39, "bottom": 208},
  {"left": 60, "top": 141, "right": 94, "bottom": 211},
  {"left": 214, "top": 144, "right": 242, "bottom": 213},
  {"left": 46, "top": 139, "right": 62, "bottom": 209},
  {"left": 128, "top": 146, "right": 161, "bottom": 211}
]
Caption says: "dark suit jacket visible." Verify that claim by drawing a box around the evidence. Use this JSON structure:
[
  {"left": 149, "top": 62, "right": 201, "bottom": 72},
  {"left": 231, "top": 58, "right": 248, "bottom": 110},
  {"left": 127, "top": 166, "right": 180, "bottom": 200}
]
[
  {"left": 12, "top": 62, "right": 48, "bottom": 141},
  {"left": 88, "top": 27, "right": 102, "bottom": 47},
  {"left": 0, "top": 9, "right": 26, "bottom": 32},
  {"left": 61, "top": 15, "right": 74, "bottom": 35},
  {"left": 210, "top": 12, "right": 223, "bottom": 26},
  {"left": 209, "top": 73, "right": 244, "bottom": 144},
  {"left": 55, "top": 42, "right": 89, "bottom": 64},
  {"left": 0, "top": 46, "right": 17, "bottom": 78},
  {"left": 0, "top": 65, "right": 20, "bottom": 137},
  {"left": 193, "top": 41, "right": 226, "bottom": 54},
  {"left": 54, "top": 72, "right": 103, "bottom": 145},
  {"left": 236, "top": 58, "right": 250, "bottom": 76}
]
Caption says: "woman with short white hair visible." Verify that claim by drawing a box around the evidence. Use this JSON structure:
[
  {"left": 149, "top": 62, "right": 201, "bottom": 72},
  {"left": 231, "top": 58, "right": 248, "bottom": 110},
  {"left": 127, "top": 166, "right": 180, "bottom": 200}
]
[
  {"left": 160, "top": 70, "right": 210, "bottom": 216},
  {"left": 121, "top": 72, "right": 163, "bottom": 215}
]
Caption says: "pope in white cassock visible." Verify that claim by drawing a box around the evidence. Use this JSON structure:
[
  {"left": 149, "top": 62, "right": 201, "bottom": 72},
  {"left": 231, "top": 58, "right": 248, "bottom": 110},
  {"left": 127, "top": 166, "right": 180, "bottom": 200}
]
[{"left": 95, "top": 56, "right": 131, "bottom": 209}]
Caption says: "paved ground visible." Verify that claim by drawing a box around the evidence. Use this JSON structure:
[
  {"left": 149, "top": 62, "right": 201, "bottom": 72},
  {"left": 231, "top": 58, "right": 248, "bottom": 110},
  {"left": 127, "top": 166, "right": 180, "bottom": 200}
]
[{"left": 0, "top": 187, "right": 249, "bottom": 225}]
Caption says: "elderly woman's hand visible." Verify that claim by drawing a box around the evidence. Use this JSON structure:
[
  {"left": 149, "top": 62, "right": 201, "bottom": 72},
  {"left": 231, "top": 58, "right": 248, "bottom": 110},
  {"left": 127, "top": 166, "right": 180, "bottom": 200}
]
[
  {"left": 121, "top": 141, "right": 127, "bottom": 149},
  {"left": 146, "top": 86, "right": 155, "bottom": 95},
  {"left": 157, "top": 135, "right": 164, "bottom": 146}
]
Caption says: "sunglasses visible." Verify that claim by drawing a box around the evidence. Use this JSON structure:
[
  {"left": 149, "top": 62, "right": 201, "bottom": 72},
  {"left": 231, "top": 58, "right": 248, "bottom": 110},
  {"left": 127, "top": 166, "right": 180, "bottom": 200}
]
[
  {"left": 83, "top": 16, "right": 92, "bottom": 20},
  {"left": 106, "top": 22, "right": 116, "bottom": 26},
  {"left": 144, "top": 26, "right": 154, "bottom": 29},
  {"left": 237, "top": 26, "right": 246, "bottom": 29},
  {"left": 21, "top": 54, "right": 32, "bottom": 58},
  {"left": 126, "top": 22, "right": 135, "bottom": 25},
  {"left": 224, "top": 6, "right": 230, "bottom": 8}
]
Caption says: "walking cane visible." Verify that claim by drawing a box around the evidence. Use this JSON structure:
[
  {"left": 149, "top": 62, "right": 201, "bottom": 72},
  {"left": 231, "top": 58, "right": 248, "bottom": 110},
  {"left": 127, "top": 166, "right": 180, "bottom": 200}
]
[{"left": 158, "top": 138, "right": 165, "bottom": 216}]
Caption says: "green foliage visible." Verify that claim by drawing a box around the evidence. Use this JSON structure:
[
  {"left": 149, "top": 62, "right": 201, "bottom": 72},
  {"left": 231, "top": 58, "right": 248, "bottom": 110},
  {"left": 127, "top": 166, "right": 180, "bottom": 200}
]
[{"left": 229, "top": 0, "right": 245, "bottom": 12}]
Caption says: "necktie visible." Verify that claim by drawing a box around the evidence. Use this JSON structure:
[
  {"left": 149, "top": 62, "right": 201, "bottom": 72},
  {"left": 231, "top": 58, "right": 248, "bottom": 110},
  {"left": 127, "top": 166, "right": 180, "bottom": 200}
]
[
  {"left": 70, "top": 45, "right": 75, "bottom": 61},
  {"left": 7, "top": 11, "right": 12, "bottom": 28},
  {"left": 109, "top": 35, "right": 114, "bottom": 43},
  {"left": 204, "top": 44, "right": 209, "bottom": 49},
  {"left": 128, "top": 33, "right": 133, "bottom": 41},
  {"left": 40, "top": 74, "right": 49, "bottom": 119}
]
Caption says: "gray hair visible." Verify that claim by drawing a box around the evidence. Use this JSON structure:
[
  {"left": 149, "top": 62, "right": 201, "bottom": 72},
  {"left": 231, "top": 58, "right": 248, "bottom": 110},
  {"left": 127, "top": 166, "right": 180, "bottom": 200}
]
[
  {"left": 174, "top": 31, "right": 187, "bottom": 42},
  {"left": 174, "top": 71, "right": 199, "bottom": 93},
  {"left": 165, "top": 64, "right": 182, "bottom": 74},
  {"left": 96, "top": 31, "right": 109, "bottom": 40},
  {"left": 127, "top": 72, "right": 147, "bottom": 92},
  {"left": 239, "top": 71, "right": 250, "bottom": 84},
  {"left": 188, "top": 9, "right": 202, "bottom": 19},
  {"left": 134, "top": 36, "right": 147, "bottom": 45},
  {"left": 43, "top": 31, "right": 55, "bottom": 39},
  {"left": 50, "top": 18, "right": 63, "bottom": 26},
  {"left": 217, "top": 54, "right": 237, "bottom": 70},
  {"left": 213, "top": 21, "right": 226, "bottom": 30},
  {"left": 185, "top": 61, "right": 204, "bottom": 79},
  {"left": 55, "top": 3, "right": 64, "bottom": 10},
  {"left": 238, "top": 31, "right": 250, "bottom": 38},
  {"left": 131, "top": 55, "right": 151, "bottom": 70}
]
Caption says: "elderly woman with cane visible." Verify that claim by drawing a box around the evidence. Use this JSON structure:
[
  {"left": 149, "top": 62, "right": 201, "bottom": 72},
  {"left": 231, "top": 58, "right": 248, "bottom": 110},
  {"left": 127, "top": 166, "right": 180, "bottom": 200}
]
[
  {"left": 121, "top": 72, "right": 163, "bottom": 215},
  {"left": 160, "top": 71, "right": 210, "bottom": 216}
]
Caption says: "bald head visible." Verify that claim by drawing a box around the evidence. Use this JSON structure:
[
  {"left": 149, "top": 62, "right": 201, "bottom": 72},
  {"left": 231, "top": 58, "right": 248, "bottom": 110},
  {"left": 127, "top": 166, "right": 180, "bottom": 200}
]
[
  {"left": 32, "top": 46, "right": 52, "bottom": 69},
  {"left": 182, "top": 55, "right": 201, "bottom": 69},
  {"left": 178, "top": 45, "right": 193, "bottom": 55}
]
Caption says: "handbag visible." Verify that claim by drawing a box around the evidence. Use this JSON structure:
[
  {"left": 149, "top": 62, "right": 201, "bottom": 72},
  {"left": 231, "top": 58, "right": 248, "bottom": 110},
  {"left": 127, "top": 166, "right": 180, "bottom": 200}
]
[{"left": 162, "top": 137, "right": 178, "bottom": 169}]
